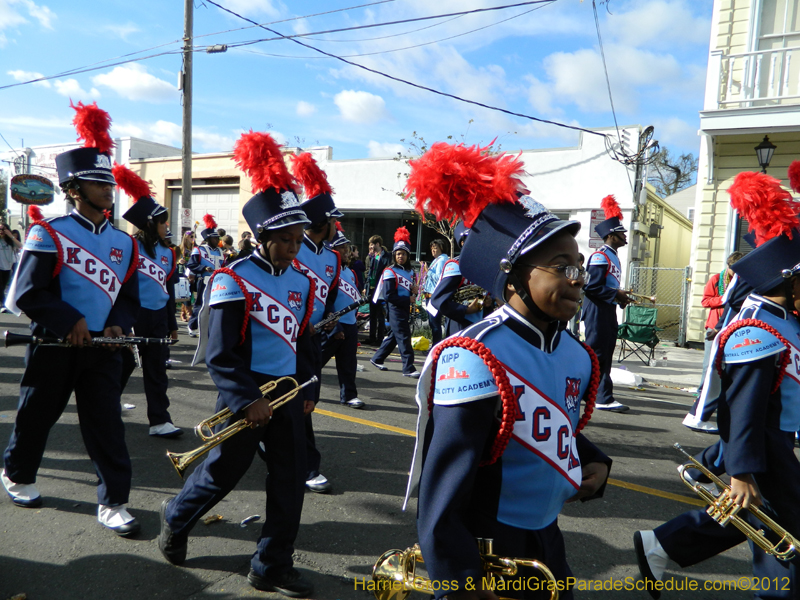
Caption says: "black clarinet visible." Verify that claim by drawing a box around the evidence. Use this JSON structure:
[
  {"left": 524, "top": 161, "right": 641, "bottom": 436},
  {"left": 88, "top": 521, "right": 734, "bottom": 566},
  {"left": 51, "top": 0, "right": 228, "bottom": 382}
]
[
  {"left": 4, "top": 331, "right": 178, "bottom": 348},
  {"left": 313, "top": 300, "right": 363, "bottom": 334}
]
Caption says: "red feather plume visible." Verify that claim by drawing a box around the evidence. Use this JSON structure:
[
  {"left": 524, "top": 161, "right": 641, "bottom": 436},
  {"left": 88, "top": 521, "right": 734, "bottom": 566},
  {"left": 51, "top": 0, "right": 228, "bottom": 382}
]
[
  {"left": 232, "top": 130, "right": 296, "bottom": 194},
  {"left": 728, "top": 171, "right": 800, "bottom": 245},
  {"left": 203, "top": 214, "right": 218, "bottom": 230},
  {"left": 103, "top": 209, "right": 113, "bottom": 220},
  {"left": 336, "top": 222, "right": 344, "bottom": 232},
  {"left": 70, "top": 101, "right": 114, "bottom": 154},
  {"left": 394, "top": 226, "right": 411, "bottom": 245},
  {"left": 600, "top": 195, "right": 623, "bottom": 221},
  {"left": 290, "top": 152, "right": 333, "bottom": 199},
  {"left": 28, "top": 205, "right": 44, "bottom": 222},
  {"left": 112, "top": 163, "right": 152, "bottom": 202},
  {"left": 405, "top": 142, "right": 524, "bottom": 229},
  {"left": 789, "top": 161, "right": 800, "bottom": 193}
]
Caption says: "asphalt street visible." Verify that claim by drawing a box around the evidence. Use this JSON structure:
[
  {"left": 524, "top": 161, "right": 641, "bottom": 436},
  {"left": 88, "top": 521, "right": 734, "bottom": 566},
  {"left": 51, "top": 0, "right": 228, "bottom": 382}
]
[{"left": 0, "top": 311, "right": 757, "bottom": 600}]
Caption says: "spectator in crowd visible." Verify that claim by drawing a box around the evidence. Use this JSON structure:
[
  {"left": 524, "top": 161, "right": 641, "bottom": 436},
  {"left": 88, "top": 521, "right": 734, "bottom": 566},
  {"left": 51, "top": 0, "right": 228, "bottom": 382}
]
[
  {"left": 350, "top": 244, "right": 365, "bottom": 292},
  {"left": 237, "top": 237, "right": 254, "bottom": 259},
  {"left": 0, "top": 222, "right": 22, "bottom": 313},
  {"left": 364, "top": 235, "right": 390, "bottom": 344},
  {"left": 177, "top": 231, "right": 196, "bottom": 322},
  {"left": 696, "top": 251, "right": 744, "bottom": 395}
]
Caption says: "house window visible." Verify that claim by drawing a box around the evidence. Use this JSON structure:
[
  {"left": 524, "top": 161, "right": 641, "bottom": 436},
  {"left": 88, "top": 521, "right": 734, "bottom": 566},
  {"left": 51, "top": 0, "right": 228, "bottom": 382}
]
[
  {"left": 759, "top": 0, "right": 800, "bottom": 51},
  {"left": 733, "top": 216, "right": 755, "bottom": 256}
]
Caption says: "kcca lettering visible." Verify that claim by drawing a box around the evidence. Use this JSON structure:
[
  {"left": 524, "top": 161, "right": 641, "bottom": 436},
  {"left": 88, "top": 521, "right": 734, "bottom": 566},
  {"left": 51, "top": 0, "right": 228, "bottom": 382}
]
[
  {"left": 242, "top": 280, "right": 300, "bottom": 349},
  {"left": 57, "top": 231, "right": 122, "bottom": 303},
  {"left": 294, "top": 261, "right": 328, "bottom": 303},
  {"left": 137, "top": 253, "right": 168, "bottom": 293}
]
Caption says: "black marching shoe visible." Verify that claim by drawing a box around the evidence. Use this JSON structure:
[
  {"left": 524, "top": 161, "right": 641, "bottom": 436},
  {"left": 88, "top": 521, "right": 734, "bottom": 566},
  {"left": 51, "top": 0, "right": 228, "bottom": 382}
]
[
  {"left": 158, "top": 498, "right": 188, "bottom": 565},
  {"left": 248, "top": 568, "right": 314, "bottom": 598}
]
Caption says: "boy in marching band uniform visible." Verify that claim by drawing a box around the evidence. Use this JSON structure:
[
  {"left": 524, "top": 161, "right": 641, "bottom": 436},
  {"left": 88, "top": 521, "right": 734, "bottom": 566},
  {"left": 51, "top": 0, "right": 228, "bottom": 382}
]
[
  {"left": 187, "top": 213, "right": 224, "bottom": 337},
  {"left": 370, "top": 227, "right": 419, "bottom": 378},
  {"left": 291, "top": 152, "right": 344, "bottom": 494},
  {"left": 116, "top": 164, "right": 183, "bottom": 438},
  {"left": 1, "top": 102, "right": 142, "bottom": 536},
  {"left": 159, "top": 131, "right": 316, "bottom": 598},
  {"left": 636, "top": 170, "right": 800, "bottom": 600},
  {"left": 321, "top": 225, "right": 365, "bottom": 408},
  {"left": 404, "top": 142, "right": 611, "bottom": 599}
]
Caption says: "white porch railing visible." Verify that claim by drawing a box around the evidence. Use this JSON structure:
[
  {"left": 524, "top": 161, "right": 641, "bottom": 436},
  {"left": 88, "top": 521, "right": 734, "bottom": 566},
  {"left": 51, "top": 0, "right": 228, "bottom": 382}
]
[{"left": 707, "top": 47, "right": 800, "bottom": 109}]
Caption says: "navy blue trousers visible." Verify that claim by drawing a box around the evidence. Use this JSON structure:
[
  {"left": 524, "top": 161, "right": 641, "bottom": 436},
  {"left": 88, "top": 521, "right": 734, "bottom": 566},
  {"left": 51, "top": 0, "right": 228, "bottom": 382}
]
[
  {"left": 4, "top": 344, "right": 132, "bottom": 506},
  {"left": 582, "top": 300, "right": 618, "bottom": 405},
  {"left": 372, "top": 303, "right": 416, "bottom": 374},
  {"left": 120, "top": 306, "right": 174, "bottom": 426},
  {"left": 301, "top": 334, "right": 323, "bottom": 479},
  {"left": 166, "top": 377, "right": 307, "bottom": 576},
  {"left": 427, "top": 306, "right": 443, "bottom": 345},
  {"left": 368, "top": 299, "right": 386, "bottom": 341},
  {"left": 465, "top": 515, "right": 574, "bottom": 600},
  {"left": 321, "top": 323, "right": 359, "bottom": 403}
]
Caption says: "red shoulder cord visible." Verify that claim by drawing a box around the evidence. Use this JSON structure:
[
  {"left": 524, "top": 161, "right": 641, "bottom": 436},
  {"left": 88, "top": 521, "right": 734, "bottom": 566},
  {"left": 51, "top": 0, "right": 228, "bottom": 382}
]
[
  {"left": 427, "top": 335, "right": 599, "bottom": 466},
  {"left": 715, "top": 318, "right": 792, "bottom": 394},
  {"left": 298, "top": 275, "right": 316, "bottom": 336},
  {"left": 30, "top": 219, "right": 64, "bottom": 277},
  {"left": 122, "top": 237, "right": 139, "bottom": 284},
  {"left": 211, "top": 267, "right": 254, "bottom": 345},
  {"left": 165, "top": 246, "right": 177, "bottom": 281}
]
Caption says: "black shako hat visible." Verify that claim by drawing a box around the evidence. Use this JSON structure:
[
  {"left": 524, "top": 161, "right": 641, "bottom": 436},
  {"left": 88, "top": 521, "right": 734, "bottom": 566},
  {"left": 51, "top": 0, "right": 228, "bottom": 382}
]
[
  {"left": 460, "top": 196, "right": 581, "bottom": 300},
  {"left": 242, "top": 188, "right": 311, "bottom": 234}
]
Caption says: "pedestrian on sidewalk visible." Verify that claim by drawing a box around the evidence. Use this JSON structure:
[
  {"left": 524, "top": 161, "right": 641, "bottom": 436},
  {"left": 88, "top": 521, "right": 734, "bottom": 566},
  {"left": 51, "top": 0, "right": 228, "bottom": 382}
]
[{"left": 364, "top": 235, "right": 389, "bottom": 344}]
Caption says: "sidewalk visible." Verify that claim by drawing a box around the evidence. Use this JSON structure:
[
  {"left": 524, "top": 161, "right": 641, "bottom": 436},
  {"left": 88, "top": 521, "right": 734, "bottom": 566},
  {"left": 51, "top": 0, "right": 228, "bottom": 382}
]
[{"left": 611, "top": 341, "right": 705, "bottom": 390}]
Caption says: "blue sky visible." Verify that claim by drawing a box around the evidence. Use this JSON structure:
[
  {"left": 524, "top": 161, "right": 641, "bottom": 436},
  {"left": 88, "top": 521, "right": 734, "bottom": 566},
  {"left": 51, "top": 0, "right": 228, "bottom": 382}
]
[{"left": 0, "top": 0, "right": 712, "bottom": 165}]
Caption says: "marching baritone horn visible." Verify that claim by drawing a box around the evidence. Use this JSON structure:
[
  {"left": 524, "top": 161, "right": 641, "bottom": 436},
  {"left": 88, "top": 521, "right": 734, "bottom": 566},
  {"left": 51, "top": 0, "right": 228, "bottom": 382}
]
[
  {"left": 167, "top": 375, "right": 318, "bottom": 479},
  {"left": 372, "top": 538, "right": 559, "bottom": 600},
  {"left": 452, "top": 284, "right": 488, "bottom": 309},
  {"left": 674, "top": 443, "right": 798, "bottom": 561}
]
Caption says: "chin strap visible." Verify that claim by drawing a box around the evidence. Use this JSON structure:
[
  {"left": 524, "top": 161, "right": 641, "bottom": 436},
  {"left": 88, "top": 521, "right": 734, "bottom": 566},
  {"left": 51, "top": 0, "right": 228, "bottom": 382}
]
[
  {"left": 507, "top": 272, "right": 556, "bottom": 324},
  {"left": 74, "top": 183, "right": 111, "bottom": 215},
  {"left": 783, "top": 277, "right": 799, "bottom": 324}
]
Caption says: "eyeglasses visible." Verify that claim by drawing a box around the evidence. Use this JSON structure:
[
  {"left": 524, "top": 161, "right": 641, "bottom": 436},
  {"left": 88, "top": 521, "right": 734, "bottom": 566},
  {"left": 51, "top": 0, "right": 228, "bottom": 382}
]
[{"left": 518, "top": 264, "right": 586, "bottom": 281}]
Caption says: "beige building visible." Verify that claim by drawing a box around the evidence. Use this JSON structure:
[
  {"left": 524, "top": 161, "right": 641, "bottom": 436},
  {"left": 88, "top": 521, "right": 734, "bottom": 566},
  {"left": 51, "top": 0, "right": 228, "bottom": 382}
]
[{"left": 687, "top": 0, "right": 800, "bottom": 344}]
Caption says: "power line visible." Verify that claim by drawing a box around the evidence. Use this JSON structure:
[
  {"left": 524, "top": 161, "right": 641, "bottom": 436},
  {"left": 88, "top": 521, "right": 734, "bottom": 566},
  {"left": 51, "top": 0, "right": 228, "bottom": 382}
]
[
  {"left": 241, "top": 3, "right": 551, "bottom": 60},
  {"left": 205, "top": 0, "right": 608, "bottom": 139},
  {"left": 220, "top": 1, "right": 560, "bottom": 49}
]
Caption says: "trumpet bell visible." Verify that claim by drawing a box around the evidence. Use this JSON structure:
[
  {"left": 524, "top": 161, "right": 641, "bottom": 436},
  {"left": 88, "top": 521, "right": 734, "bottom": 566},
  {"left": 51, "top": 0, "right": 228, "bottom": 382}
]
[{"left": 372, "top": 549, "right": 413, "bottom": 600}]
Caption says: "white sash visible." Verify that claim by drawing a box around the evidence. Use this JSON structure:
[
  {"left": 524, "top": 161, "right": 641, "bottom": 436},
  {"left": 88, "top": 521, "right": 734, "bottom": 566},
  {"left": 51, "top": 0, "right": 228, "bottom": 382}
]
[
  {"left": 294, "top": 261, "right": 328, "bottom": 303},
  {"left": 339, "top": 277, "right": 361, "bottom": 304},
  {"left": 242, "top": 280, "right": 299, "bottom": 350},
  {"left": 505, "top": 366, "right": 582, "bottom": 490},
  {"left": 138, "top": 252, "right": 168, "bottom": 294},
  {"left": 54, "top": 230, "right": 122, "bottom": 304}
]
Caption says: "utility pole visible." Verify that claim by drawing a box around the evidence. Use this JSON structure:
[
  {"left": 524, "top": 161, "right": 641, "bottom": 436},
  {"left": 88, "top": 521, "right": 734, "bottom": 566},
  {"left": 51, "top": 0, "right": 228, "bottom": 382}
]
[{"left": 181, "top": 0, "right": 193, "bottom": 231}]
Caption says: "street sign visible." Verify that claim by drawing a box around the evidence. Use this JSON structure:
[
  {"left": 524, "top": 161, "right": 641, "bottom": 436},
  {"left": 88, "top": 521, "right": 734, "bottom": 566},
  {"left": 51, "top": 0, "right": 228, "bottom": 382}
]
[
  {"left": 180, "top": 208, "right": 192, "bottom": 228},
  {"left": 10, "top": 174, "right": 54, "bottom": 205}
]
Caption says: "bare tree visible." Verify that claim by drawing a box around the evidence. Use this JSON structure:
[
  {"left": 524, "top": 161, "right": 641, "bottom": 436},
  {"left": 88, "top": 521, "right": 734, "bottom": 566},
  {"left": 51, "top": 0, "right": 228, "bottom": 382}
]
[
  {"left": 388, "top": 122, "right": 503, "bottom": 253},
  {"left": 648, "top": 147, "right": 698, "bottom": 198}
]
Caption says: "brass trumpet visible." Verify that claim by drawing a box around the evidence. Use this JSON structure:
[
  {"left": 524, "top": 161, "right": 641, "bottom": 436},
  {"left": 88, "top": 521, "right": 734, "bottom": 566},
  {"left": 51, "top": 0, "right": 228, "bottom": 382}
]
[
  {"left": 674, "top": 443, "right": 798, "bottom": 561},
  {"left": 167, "top": 375, "right": 318, "bottom": 479},
  {"left": 372, "top": 538, "right": 559, "bottom": 600},
  {"left": 624, "top": 290, "right": 656, "bottom": 304}
]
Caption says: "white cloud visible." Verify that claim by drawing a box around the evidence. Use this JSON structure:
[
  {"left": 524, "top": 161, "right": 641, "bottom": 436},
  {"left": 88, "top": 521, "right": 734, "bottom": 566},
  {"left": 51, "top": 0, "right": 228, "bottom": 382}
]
[
  {"left": 367, "top": 141, "right": 404, "bottom": 158},
  {"left": 113, "top": 119, "right": 235, "bottom": 153},
  {"left": 606, "top": 0, "right": 710, "bottom": 50},
  {"left": 7, "top": 69, "right": 50, "bottom": 87},
  {"left": 334, "top": 90, "right": 389, "bottom": 124},
  {"left": 102, "top": 22, "right": 140, "bottom": 42},
  {"left": 92, "top": 64, "right": 178, "bottom": 103},
  {"left": 651, "top": 117, "right": 700, "bottom": 153},
  {"left": 296, "top": 101, "right": 316, "bottom": 117},
  {"left": 222, "top": 0, "right": 279, "bottom": 18},
  {"left": 53, "top": 78, "right": 99, "bottom": 99},
  {"left": 0, "top": 0, "right": 54, "bottom": 30}
]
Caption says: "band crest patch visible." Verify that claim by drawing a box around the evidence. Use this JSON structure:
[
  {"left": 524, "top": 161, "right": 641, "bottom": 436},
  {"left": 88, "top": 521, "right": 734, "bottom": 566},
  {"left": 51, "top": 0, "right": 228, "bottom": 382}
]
[
  {"left": 109, "top": 247, "right": 123, "bottom": 264},
  {"left": 288, "top": 290, "right": 303, "bottom": 310},
  {"left": 564, "top": 377, "right": 581, "bottom": 412}
]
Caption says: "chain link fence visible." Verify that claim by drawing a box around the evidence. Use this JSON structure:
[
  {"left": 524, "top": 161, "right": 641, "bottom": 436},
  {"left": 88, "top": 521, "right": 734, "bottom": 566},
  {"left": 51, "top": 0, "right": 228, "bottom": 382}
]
[{"left": 628, "top": 266, "right": 692, "bottom": 345}]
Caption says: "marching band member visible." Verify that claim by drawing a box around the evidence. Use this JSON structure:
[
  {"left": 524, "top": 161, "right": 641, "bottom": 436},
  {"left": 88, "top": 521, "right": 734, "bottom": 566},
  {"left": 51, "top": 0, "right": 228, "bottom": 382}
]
[
  {"left": 291, "top": 152, "right": 343, "bottom": 494},
  {"left": 370, "top": 227, "right": 420, "bottom": 378},
  {"left": 186, "top": 214, "right": 224, "bottom": 337},
  {"left": 159, "top": 131, "right": 316, "bottom": 598},
  {"left": 428, "top": 222, "right": 484, "bottom": 337},
  {"left": 582, "top": 195, "right": 631, "bottom": 413},
  {"left": 321, "top": 225, "right": 364, "bottom": 408},
  {"left": 115, "top": 164, "right": 182, "bottom": 438},
  {"left": 422, "top": 239, "right": 449, "bottom": 345},
  {"left": 636, "top": 171, "right": 800, "bottom": 599},
  {"left": 1, "top": 102, "right": 142, "bottom": 536},
  {"left": 405, "top": 142, "right": 611, "bottom": 599}
]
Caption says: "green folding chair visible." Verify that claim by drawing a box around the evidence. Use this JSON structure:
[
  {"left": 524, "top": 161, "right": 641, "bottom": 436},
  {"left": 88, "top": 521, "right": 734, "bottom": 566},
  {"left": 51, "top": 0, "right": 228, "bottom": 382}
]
[{"left": 617, "top": 305, "right": 661, "bottom": 364}]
